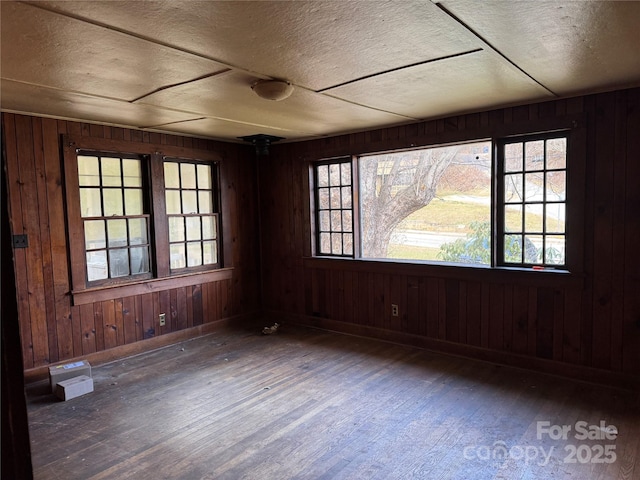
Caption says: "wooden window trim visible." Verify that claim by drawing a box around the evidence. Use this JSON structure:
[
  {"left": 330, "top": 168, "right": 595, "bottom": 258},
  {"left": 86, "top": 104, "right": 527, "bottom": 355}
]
[
  {"left": 71, "top": 267, "right": 233, "bottom": 306},
  {"left": 308, "top": 115, "right": 586, "bottom": 275},
  {"left": 303, "top": 256, "right": 583, "bottom": 289},
  {"left": 63, "top": 134, "right": 226, "bottom": 295}
]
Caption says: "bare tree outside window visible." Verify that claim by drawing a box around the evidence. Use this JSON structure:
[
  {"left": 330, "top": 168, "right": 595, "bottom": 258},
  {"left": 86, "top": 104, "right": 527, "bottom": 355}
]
[{"left": 359, "top": 142, "right": 491, "bottom": 262}]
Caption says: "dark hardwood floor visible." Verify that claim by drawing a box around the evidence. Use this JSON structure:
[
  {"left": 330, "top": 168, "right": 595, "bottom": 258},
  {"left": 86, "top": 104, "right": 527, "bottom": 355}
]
[{"left": 26, "top": 323, "right": 639, "bottom": 480}]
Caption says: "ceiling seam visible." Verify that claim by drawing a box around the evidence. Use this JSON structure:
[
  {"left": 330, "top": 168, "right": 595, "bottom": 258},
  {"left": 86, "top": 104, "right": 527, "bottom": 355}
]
[
  {"left": 129, "top": 70, "right": 233, "bottom": 103},
  {"left": 18, "top": 1, "right": 270, "bottom": 81},
  {"left": 435, "top": 3, "right": 558, "bottom": 97},
  {"left": 317, "top": 92, "right": 420, "bottom": 121},
  {"left": 139, "top": 115, "right": 316, "bottom": 136},
  {"left": 317, "top": 48, "right": 483, "bottom": 93},
  {"left": 0, "top": 78, "right": 130, "bottom": 103},
  {"left": 138, "top": 118, "right": 208, "bottom": 129}
]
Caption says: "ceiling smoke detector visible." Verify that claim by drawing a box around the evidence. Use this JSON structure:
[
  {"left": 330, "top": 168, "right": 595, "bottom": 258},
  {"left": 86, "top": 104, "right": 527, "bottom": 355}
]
[{"left": 251, "top": 79, "right": 294, "bottom": 101}]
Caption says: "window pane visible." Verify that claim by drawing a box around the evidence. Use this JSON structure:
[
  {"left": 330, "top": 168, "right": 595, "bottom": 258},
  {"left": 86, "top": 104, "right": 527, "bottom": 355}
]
[
  {"left": 546, "top": 138, "right": 566, "bottom": 169},
  {"left": 504, "top": 143, "right": 522, "bottom": 172},
  {"left": 80, "top": 188, "right": 102, "bottom": 217},
  {"left": 331, "top": 233, "right": 342, "bottom": 254},
  {"left": 86, "top": 250, "right": 108, "bottom": 281},
  {"left": 164, "top": 162, "right": 180, "bottom": 188},
  {"left": 319, "top": 232, "right": 331, "bottom": 254},
  {"left": 317, "top": 165, "right": 329, "bottom": 187},
  {"left": 169, "top": 216, "right": 185, "bottom": 242},
  {"left": 128, "top": 218, "right": 147, "bottom": 245},
  {"left": 331, "top": 211, "right": 342, "bottom": 231},
  {"left": 130, "top": 247, "right": 150, "bottom": 274},
  {"left": 546, "top": 204, "right": 565, "bottom": 233},
  {"left": 504, "top": 234, "right": 522, "bottom": 263},
  {"left": 360, "top": 142, "right": 491, "bottom": 264},
  {"left": 186, "top": 217, "right": 201, "bottom": 241},
  {"left": 318, "top": 188, "right": 329, "bottom": 209},
  {"left": 525, "top": 204, "right": 543, "bottom": 233},
  {"left": 319, "top": 211, "right": 330, "bottom": 231},
  {"left": 78, "top": 156, "right": 100, "bottom": 186},
  {"left": 524, "top": 235, "right": 543, "bottom": 263},
  {"left": 202, "top": 216, "right": 216, "bottom": 239},
  {"left": 341, "top": 162, "right": 351, "bottom": 184},
  {"left": 525, "top": 141, "right": 544, "bottom": 171},
  {"left": 343, "top": 234, "right": 353, "bottom": 255},
  {"left": 524, "top": 172, "right": 543, "bottom": 202},
  {"left": 329, "top": 164, "right": 340, "bottom": 186},
  {"left": 170, "top": 244, "right": 186, "bottom": 269},
  {"left": 546, "top": 171, "right": 566, "bottom": 201},
  {"left": 124, "top": 189, "right": 143, "bottom": 215},
  {"left": 107, "top": 219, "right": 127, "bottom": 247},
  {"left": 109, "top": 249, "right": 130, "bottom": 277},
  {"left": 182, "top": 191, "right": 198, "bottom": 214},
  {"left": 203, "top": 240, "right": 217, "bottom": 265},
  {"left": 342, "top": 211, "right": 352, "bottom": 232},
  {"left": 102, "top": 157, "right": 122, "bottom": 186},
  {"left": 122, "top": 159, "right": 141, "bottom": 187},
  {"left": 103, "top": 189, "right": 123, "bottom": 216},
  {"left": 84, "top": 220, "right": 106, "bottom": 249},
  {"left": 165, "top": 190, "right": 181, "bottom": 214},
  {"left": 330, "top": 187, "right": 341, "bottom": 208},
  {"left": 504, "top": 174, "right": 523, "bottom": 203},
  {"left": 341, "top": 186, "right": 352, "bottom": 208},
  {"left": 187, "top": 242, "right": 202, "bottom": 267},
  {"left": 197, "top": 164, "right": 211, "bottom": 189},
  {"left": 504, "top": 205, "right": 522, "bottom": 233},
  {"left": 181, "top": 163, "right": 197, "bottom": 189},
  {"left": 198, "top": 191, "right": 213, "bottom": 213},
  {"left": 545, "top": 235, "right": 565, "bottom": 265}
]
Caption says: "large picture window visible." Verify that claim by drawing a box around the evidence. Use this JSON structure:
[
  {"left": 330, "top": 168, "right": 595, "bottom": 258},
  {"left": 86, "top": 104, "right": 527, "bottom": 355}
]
[
  {"left": 359, "top": 141, "right": 491, "bottom": 264},
  {"left": 313, "top": 131, "right": 570, "bottom": 270}
]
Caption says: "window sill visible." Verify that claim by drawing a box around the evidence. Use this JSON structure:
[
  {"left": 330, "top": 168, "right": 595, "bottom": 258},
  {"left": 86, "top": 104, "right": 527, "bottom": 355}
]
[
  {"left": 303, "top": 257, "right": 583, "bottom": 288},
  {"left": 71, "top": 268, "right": 233, "bottom": 306}
]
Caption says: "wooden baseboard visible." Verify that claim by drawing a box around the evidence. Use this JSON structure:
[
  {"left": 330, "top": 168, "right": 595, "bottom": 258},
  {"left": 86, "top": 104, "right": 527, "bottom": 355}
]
[
  {"left": 24, "top": 312, "right": 261, "bottom": 384},
  {"left": 266, "top": 310, "right": 640, "bottom": 392}
]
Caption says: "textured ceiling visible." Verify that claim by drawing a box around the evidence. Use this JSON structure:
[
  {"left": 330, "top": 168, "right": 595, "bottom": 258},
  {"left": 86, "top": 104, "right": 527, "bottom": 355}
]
[{"left": 2, "top": 0, "right": 640, "bottom": 143}]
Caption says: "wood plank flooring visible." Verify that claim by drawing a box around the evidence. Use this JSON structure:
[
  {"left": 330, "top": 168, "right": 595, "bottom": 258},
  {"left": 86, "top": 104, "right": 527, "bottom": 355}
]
[{"left": 26, "top": 324, "right": 639, "bottom": 479}]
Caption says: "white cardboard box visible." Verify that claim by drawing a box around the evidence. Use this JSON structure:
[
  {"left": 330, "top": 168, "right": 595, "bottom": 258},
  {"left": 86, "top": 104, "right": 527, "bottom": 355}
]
[
  {"left": 49, "top": 360, "right": 92, "bottom": 393},
  {"left": 56, "top": 375, "right": 94, "bottom": 401}
]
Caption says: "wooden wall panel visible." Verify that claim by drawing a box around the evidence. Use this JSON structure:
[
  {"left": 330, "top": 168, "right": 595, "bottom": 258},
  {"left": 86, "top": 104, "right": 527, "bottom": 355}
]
[
  {"left": 260, "top": 87, "right": 640, "bottom": 382},
  {"left": 4, "top": 88, "right": 639, "bottom": 382},
  {"left": 2, "top": 113, "right": 261, "bottom": 370},
  {"left": 622, "top": 88, "right": 640, "bottom": 376}
]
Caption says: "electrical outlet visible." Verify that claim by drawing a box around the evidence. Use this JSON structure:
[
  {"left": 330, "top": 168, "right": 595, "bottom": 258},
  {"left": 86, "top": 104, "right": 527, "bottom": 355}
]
[
  {"left": 159, "top": 313, "right": 166, "bottom": 326},
  {"left": 391, "top": 304, "right": 399, "bottom": 317}
]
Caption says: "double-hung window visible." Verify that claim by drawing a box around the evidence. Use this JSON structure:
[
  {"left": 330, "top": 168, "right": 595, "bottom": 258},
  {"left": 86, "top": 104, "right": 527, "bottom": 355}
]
[
  {"left": 78, "top": 152, "right": 152, "bottom": 283},
  {"left": 312, "top": 130, "right": 571, "bottom": 270},
  {"left": 64, "top": 136, "right": 223, "bottom": 298},
  {"left": 164, "top": 159, "right": 220, "bottom": 271}
]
